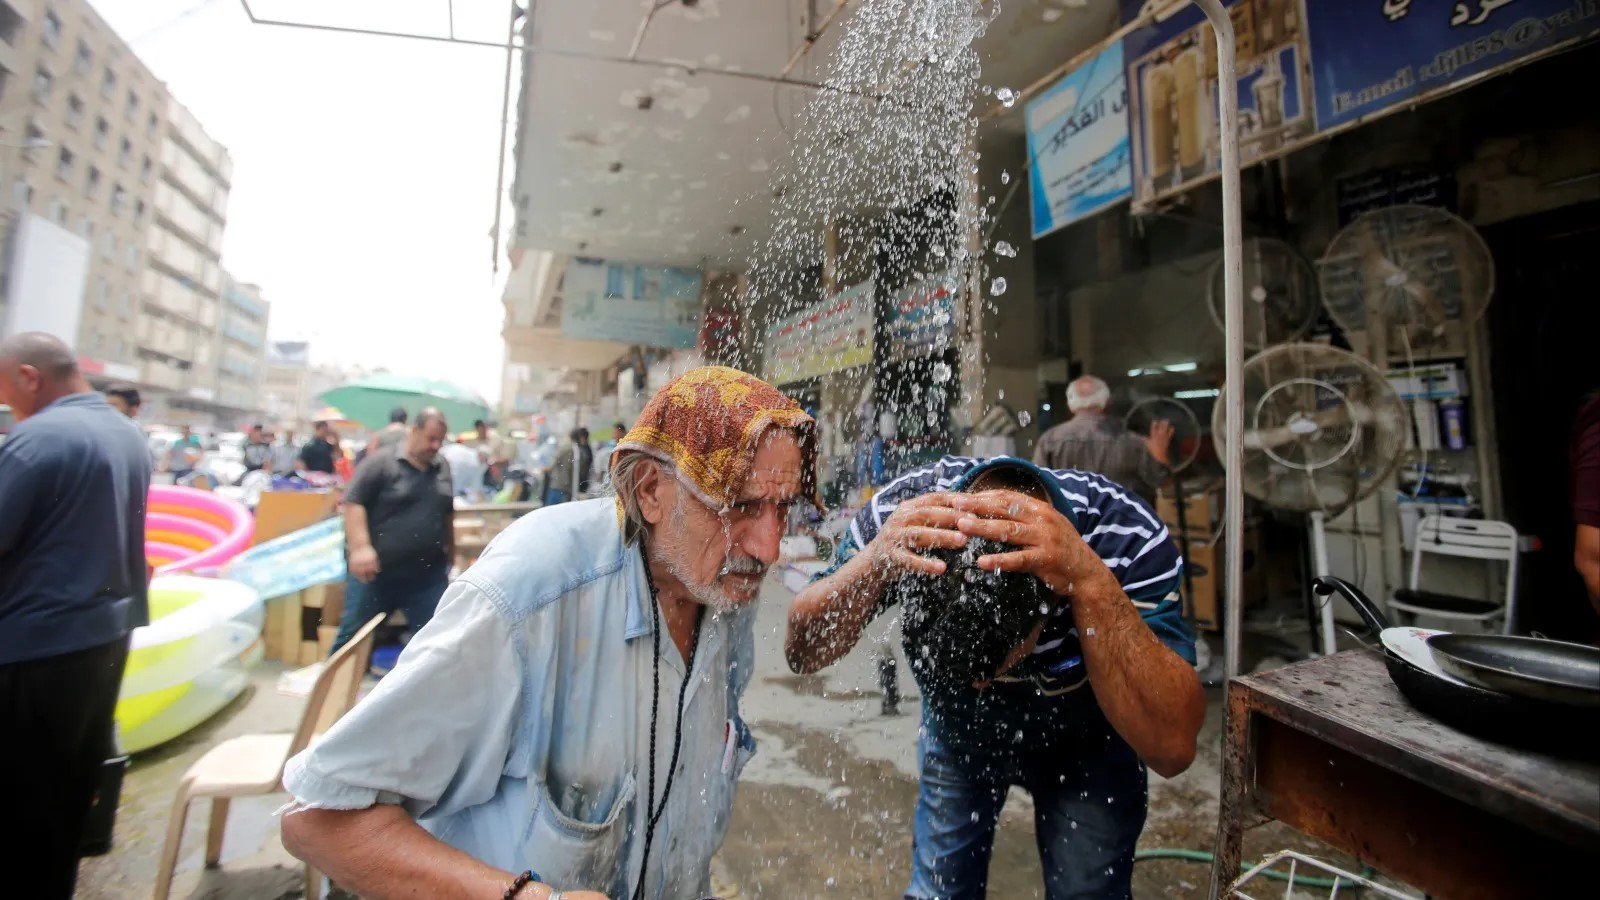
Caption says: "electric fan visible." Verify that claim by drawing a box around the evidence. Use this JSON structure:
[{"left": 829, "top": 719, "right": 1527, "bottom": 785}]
[
  {"left": 1207, "top": 238, "right": 1320, "bottom": 350},
  {"left": 1213, "top": 342, "right": 1409, "bottom": 655},
  {"left": 1317, "top": 204, "right": 1495, "bottom": 360}
]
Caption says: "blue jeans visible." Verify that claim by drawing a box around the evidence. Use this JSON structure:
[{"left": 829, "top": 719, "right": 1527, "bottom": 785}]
[
  {"left": 906, "top": 701, "right": 1148, "bottom": 899},
  {"left": 329, "top": 567, "right": 449, "bottom": 656}
]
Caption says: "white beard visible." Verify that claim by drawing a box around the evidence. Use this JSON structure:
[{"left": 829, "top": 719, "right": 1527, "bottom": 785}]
[{"left": 657, "top": 493, "right": 764, "bottom": 613}]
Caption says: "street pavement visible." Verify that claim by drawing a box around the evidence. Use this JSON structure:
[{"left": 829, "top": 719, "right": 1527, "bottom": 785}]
[{"left": 77, "top": 573, "right": 1354, "bottom": 899}]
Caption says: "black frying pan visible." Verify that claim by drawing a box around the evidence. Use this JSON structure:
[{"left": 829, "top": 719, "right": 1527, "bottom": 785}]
[
  {"left": 1312, "top": 577, "right": 1589, "bottom": 750},
  {"left": 1426, "top": 633, "right": 1600, "bottom": 708}
]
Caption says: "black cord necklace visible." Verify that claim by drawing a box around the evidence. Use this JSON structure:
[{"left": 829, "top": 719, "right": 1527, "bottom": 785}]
[{"left": 633, "top": 548, "right": 704, "bottom": 900}]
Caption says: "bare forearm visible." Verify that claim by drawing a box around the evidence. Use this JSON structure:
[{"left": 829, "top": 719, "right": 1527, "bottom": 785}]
[
  {"left": 786, "top": 551, "right": 889, "bottom": 674},
  {"left": 1576, "top": 525, "right": 1600, "bottom": 611},
  {"left": 280, "top": 805, "right": 520, "bottom": 900},
  {"left": 1070, "top": 568, "right": 1204, "bottom": 777},
  {"left": 345, "top": 505, "right": 373, "bottom": 551}
]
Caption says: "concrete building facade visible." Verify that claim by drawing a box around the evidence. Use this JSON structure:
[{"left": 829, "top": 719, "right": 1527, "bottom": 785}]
[
  {"left": 0, "top": 0, "right": 168, "bottom": 384},
  {"left": 0, "top": 0, "right": 268, "bottom": 427}
]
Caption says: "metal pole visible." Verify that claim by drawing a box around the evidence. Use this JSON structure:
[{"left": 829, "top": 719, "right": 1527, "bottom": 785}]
[
  {"left": 489, "top": 1, "right": 521, "bottom": 275},
  {"left": 1189, "top": 0, "right": 1245, "bottom": 684},
  {"left": 1193, "top": 0, "right": 1244, "bottom": 896}
]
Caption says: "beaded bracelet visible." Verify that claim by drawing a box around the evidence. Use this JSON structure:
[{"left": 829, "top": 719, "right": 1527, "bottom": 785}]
[{"left": 503, "top": 870, "right": 536, "bottom": 900}]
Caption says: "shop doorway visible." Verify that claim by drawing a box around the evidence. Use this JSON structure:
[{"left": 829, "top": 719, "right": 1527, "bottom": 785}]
[{"left": 1483, "top": 199, "right": 1600, "bottom": 641}]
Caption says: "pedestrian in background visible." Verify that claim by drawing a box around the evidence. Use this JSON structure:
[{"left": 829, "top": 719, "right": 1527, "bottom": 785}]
[
  {"left": 1032, "top": 375, "right": 1173, "bottom": 504},
  {"left": 104, "top": 383, "right": 141, "bottom": 420},
  {"left": 243, "top": 423, "right": 273, "bottom": 473},
  {"left": 359, "top": 406, "right": 409, "bottom": 465},
  {"left": 543, "top": 427, "right": 590, "bottom": 505},
  {"left": 329, "top": 408, "right": 454, "bottom": 653},
  {"left": 0, "top": 333, "right": 153, "bottom": 899},
  {"left": 299, "top": 420, "right": 339, "bottom": 475},
  {"left": 166, "top": 424, "right": 202, "bottom": 479},
  {"left": 270, "top": 428, "right": 298, "bottom": 473}
]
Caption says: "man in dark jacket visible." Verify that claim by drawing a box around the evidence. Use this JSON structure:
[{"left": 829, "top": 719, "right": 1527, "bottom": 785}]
[{"left": 0, "top": 333, "right": 153, "bottom": 898}]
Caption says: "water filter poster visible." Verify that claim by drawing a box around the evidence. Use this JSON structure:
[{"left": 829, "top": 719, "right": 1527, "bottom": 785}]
[
  {"left": 1025, "top": 42, "right": 1133, "bottom": 239},
  {"left": 1305, "top": 0, "right": 1600, "bottom": 132},
  {"left": 561, "top": 259, "right": 704, "bottom": 349},
  {"left": 1120, "top": 0, "right": 1317, "bottom": 205},
  {"left": 763, "top": 280, "right": 875, "bottom": 384}
]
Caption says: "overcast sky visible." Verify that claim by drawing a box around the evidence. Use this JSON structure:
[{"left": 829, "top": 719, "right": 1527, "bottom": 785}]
[{"left": 96, "top": 0, "right": 514, "bottom": 402}]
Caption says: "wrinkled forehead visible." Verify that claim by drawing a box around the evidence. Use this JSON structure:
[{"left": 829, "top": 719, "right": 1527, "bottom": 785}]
[{"left": 734, "top": 427, "right": 806, "bottom": 501}]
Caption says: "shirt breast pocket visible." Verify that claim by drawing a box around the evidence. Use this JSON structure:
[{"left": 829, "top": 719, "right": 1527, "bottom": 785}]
[{"left": 520, "top": 772, "right": 635, "bottom": 896}]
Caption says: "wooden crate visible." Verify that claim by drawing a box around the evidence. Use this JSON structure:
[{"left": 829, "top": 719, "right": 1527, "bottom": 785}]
[{"left": 262, "top": 580, "right": 347, "bottom": 666}]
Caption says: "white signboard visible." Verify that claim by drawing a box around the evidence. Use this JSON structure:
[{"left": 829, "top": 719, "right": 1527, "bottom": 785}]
[{"left": 3, "top": 213, "right": 90, "bottom": 345}]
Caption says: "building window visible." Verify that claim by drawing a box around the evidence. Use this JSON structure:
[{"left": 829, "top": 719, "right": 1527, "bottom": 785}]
[
  {"left": 119, "top": 137, "right": 132, "bottom": 166},
  {"left": 140, "top": 155, "right": 153, "bottom": 183},
  {"left": 56, "top": 146, "right": 74, "bottom": 180},
  {"left": 147, "top": 111, "right": 158, "bottom": 136},
  {"left": 125, "top": 90, "right": 138, "bottom": 119},
  {"left": 79, "top": 216, "right": 94, "bottom": 238},
  {"left": 125, "top": 243, "right": 139, "bottom": 269},
  {"left": 46, "top": 199, "right": 67, "bottom": 224},
  {"left": 33, "top": 68, "right": 53, "bottom": 104},
  {"left": 41, "top": 10, "right": 62, "bottom": 49},
  {"left": 75, "top": 39, "right": 93, "bottom": 75},
  {"left": 85, "top": 165, "right": 100, "bottom": 199},
  {"left": 93, "top": 116, "right": 109, "bottom": 149},
  {"left": 133, "top": 199, "right": 146, "bottom": 225},
  {"left": 66, "top": 93, "right": 84, "bottom": 127},
  {"left": 101, "top": 69, "right": 116, "bottom": 101},
  {"left": 103, "top": 232, "right": 117, "bottom": 258},
  {"left": 110, "top": 183, "right": 126, "bottom": 214},
  {"left": 11, "top": 177, "right": 32, "bottom": 207}
]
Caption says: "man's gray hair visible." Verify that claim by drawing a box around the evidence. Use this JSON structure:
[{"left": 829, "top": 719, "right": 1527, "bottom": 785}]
[
  {"left": 0, "top": 331, "right": 79, "bottom": 381},
  {"left": 608, "top": 450, "right": 675, "bottom": 546},
  {"left": 413, "top": 406, "right": 448, "bottom": 431},
  {"left": 1067, "top": 375, "right": 1111, "bottom": 413}
]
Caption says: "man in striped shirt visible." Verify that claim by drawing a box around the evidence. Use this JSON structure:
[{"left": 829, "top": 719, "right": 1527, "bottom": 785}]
[{"left": 787, "top": 456, "right": 1204, "bottom": 899}]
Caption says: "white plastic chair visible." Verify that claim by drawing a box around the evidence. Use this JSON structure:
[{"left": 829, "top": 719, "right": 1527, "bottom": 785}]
[
  {"left": 152, "top": 613, "right": 385, "bottom": 900},
  {"left": 1390, "top": 516, "right": 1520, "bottom": 635}
]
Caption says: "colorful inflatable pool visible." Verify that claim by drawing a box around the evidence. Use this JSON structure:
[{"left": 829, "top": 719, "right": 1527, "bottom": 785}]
[
  {"left": 146, "top": 485, "right": 255, "bottom": 575},
  {"left": 116, "top": 575, "right": 264, "bottom": 754}
]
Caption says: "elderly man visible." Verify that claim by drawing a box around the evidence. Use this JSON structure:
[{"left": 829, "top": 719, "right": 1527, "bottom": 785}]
[
  {"left": 1033, "top": 375, "right": 1174, "bottom": 503},
  {"left": 281, "top": 367, "right": 813, "bottom": 900},
  {"left": 788, "top": 455, "right": 1204, "bottom": 899},
  {"left": 0, "top": 333, "right": 152, "bottom": 898}
]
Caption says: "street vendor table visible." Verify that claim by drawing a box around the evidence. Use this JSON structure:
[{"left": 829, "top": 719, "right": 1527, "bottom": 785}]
[{"left": 1211, "top": 649, "right": 1600, "bottom": 899}]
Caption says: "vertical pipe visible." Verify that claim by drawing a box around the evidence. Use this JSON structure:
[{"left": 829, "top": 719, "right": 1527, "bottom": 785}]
[
  {"left": 1190, "top": 0, "right": 1245, "bottom": 683},
  {"left": 490, "top": 1, "right": 522, "bottom": 274},
  {"left": 1193, "top": 7, "right": 1246, "bottom": 894}
]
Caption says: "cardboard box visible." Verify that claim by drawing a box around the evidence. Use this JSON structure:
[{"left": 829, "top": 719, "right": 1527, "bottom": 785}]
[
  {"left": 1157, "top": 485, "right": 1220, "bottom": 532},
  {"left": 1172, "top": 523, "right": 1266, "bottom": 633}
]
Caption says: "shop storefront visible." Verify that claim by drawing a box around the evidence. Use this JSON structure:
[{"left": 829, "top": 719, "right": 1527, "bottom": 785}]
[{"left": 998, "top": 1, "right": 1599, "bottom": 644}]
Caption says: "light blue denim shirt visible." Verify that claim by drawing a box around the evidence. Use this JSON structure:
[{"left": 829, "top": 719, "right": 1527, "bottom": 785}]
[{"left": 282, "top": 498, "right": 758, "bottom": 899}]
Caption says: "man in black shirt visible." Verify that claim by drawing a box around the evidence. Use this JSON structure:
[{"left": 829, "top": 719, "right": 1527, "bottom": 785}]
[
  {"left": 328, "top": 408, "right": 453, "bottom": 653},
  {"left": 299, "top": 420, "right": 338, "bottom": 475},
  {"left": 242, "top": 424, "right": 273, "bottom": 473}
]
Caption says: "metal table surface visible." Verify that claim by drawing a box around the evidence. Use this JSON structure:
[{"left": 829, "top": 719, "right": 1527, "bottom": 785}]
[{"left": 1211, "top": 649, "right": 1600, "bottom": 899}]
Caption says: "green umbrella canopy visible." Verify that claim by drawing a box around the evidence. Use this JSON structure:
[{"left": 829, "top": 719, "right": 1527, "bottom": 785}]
[{"left": 320, "top": 373, "right": 491, "bottom": 431}]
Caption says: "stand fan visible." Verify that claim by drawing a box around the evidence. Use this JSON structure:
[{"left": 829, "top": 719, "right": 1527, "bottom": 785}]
[
  {"left": 1207, "top": 237, "right": 1321, "bottom": 350},
  {"left": 1317, "top": 204, "right": 1495, "bottom": 360},
  {"left": 1213, "top": 342, "right": 1409, "bottom": 655},
  {"left": 1126, "top": 396, "right": 1204, "bottom": 614}
]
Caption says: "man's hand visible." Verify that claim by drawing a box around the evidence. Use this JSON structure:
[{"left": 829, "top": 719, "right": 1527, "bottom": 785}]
[
  {"left": 349, "top": 545, "right": 380, "bottom": 583},
  {"left": 950, "top": 491, "right": 1096, "bottom": 595},
  {"left": 865, "top": 492, "right": 970, "bottom": 579},
  {"left": 1146, "top": 418, "right": 1175, "bottom": 466}
]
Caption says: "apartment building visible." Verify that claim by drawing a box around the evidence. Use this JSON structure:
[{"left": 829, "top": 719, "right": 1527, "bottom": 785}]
[
  {"left": 215, "top": 273, "right": 268, "bottom": 416},
  {"left": 141, "top": 93, "right": 233, "bottom": 424},
  {"left": 0, "top": 0, "right": 167, "bottom": 384}
]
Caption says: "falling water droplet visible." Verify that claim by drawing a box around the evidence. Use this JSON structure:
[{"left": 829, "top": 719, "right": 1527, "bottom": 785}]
[
  {"left": 993, "top": 240, "right": 1017, "bottom": 258},
  {"left": 1017, "top": 410, "right": 1032, "bottom": 427},
  {"left": 931, "top": 361, "right": 952, "bottom": 383},
  {"left": 1001, "top": 169, "right": 1011, "bottom": 184},
  {"left": 996, "top": 86, "right": 1016, "bottom": 107},
  {"left": 990, "top": 277, "right": 1007, "bottom": 295}
]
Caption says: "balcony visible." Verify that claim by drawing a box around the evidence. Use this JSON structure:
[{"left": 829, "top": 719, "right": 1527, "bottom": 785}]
[
  {"left": 136, "top": 318, "right": 193, "bottom": 359},
  {"left": 221, "top": 317, "right": 264, "bottom": 349},
  {"left": 143, "top": 270, "right": 202, "bottom": 322}
]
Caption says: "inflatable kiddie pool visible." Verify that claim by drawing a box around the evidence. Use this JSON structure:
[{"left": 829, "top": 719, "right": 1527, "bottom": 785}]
[
  {"left": 145, "top": 485, "right": 254, "bottom": 575},
  {"left": 116, "top": 575, "right": 264, "bottom": 754}
]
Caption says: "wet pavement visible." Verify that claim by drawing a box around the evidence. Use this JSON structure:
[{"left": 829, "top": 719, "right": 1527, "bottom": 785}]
[{"left": 79, "top": 575, "right": 1376, "bottom": 899}]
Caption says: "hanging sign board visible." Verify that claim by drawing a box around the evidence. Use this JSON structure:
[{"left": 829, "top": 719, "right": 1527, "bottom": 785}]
[
  {"left": 763, "top": 280, "right": 875, "bottom": 384},
  {"left": 1306, "top": 0, "right": 1599, "bottom": 132},
  {"left": 561, "top": 259, "right": 704, "bottom": 349},
  {"left": 1025, "top": 42, "right": 1133, "bottom": 238},
  {"left": 1121, "top": 0, "right": 1317, "bottom": 206},
  {"left": 887, "top": 272, "right": 959, "bottom": 361}
]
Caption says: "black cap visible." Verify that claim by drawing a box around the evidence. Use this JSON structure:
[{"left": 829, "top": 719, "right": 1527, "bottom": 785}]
[{"left": 389, "top": 407, "right": 409, "bottom": 424}]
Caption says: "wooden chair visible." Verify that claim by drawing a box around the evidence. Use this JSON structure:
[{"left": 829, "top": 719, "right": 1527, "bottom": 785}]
[{"left": 152, "top": 613, "right": 385, "bottom": 900}]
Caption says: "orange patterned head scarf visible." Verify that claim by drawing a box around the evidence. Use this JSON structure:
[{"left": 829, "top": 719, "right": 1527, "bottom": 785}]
[{"left": 612, "top": 366, "right": 818, "bottom": 511}]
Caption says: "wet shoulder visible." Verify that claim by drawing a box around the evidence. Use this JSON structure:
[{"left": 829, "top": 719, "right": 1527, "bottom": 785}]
[{"left": 459, "top": 498, "right": 629, "bottom": 620}]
